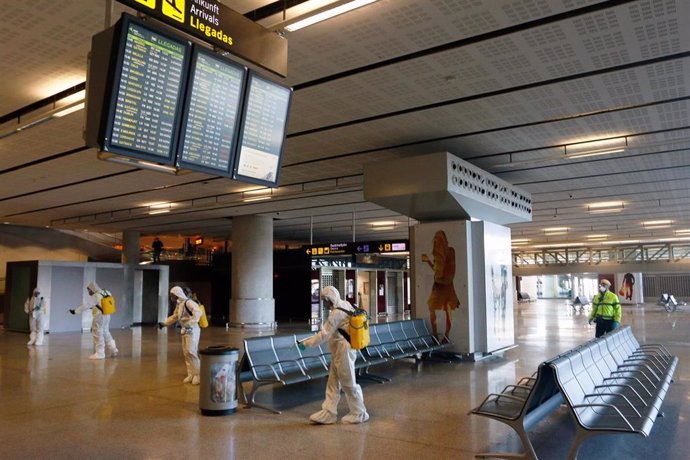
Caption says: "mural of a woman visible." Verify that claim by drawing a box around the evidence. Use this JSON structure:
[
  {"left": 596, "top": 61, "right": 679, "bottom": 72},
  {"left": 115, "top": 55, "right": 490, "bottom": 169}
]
[
  {"left": 421, "top": 230, "right": 460, "bottom": 342},
  {"left": 620, "top": 273, "right": 635, "bottom": 300}
]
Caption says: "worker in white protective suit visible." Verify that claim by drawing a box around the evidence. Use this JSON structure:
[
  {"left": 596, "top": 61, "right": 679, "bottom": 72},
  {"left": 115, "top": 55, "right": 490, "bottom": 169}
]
[
  {"left": 25, "top": 288, "right": 47, "bottom": 346},
  {"left": 298, "top": 286, "right": 369, "bottom": 424},
  {"left": 69, "top": 282, "right": 119, "bottom": 360},
  {"left": 159, "top": 286, "right": 201, "bottom": 385}
]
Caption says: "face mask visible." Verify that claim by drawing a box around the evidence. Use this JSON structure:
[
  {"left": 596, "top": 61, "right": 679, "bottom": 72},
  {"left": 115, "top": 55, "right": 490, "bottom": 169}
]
[
  {"left": 599, "top": 286, "right": 607, "bottom": 293},
  {"left": 34, "top": 292, "right": 40, "bottom": 297},
  {"left": 323, "top": 299, "right": 333, "bottom": 310}
]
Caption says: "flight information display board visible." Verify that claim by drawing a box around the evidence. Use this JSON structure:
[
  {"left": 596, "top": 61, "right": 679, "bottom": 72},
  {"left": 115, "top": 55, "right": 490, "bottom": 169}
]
[
  {"left": 177, "top": 47, "right": 247, "bottom": 176},
  {"left": 233, "top": 72, "right": 292, "bottom": 186},
  {"left": 102, "top": 16, "right": 190, "bottom": 164}
]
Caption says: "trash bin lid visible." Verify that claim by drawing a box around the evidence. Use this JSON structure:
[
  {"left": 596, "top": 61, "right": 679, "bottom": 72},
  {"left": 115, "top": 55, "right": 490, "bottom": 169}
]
[{"left": 200, "top": 345, "right": 239, "bottom": 355}]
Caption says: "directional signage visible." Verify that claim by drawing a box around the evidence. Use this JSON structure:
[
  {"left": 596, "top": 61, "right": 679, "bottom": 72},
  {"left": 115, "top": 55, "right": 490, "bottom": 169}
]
[
  {"left": 304, "top": 240, "right": 409, "bottom": 256},
  {"left": 116, "top": 0, "right": 288, "bottom": 77}
]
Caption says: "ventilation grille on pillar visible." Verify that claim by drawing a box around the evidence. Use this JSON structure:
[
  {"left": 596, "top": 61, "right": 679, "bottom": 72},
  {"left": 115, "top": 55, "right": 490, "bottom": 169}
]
[
  {"left": 321, "top": 273, "right": 334, "bottom": 291},
  {"left": 449, "top": 159, "right": 532, "bottom": 218}
]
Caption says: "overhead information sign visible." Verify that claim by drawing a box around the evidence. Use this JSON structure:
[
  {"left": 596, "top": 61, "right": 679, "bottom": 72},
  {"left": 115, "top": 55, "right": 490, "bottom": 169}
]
[
  {"left": 103, "top": 19, "right": 189, "bottom": 163},
  {"left": 177, "top": 47, "right": 246, "bottom": 175},
  {"left": 233, "top": 73, "right": 292, "bottom": 186},
  {"left": 304, "top": 240, "right": 409, "bottom": 256},
  {"left": 116, "top": 0, "right": 288, "bottom": 77}
]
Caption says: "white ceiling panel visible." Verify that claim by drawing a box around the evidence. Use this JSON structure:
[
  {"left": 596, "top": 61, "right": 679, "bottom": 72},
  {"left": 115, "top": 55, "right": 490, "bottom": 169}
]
[{"left": 1, "top": 0, "right": 690, "bottom": 248}]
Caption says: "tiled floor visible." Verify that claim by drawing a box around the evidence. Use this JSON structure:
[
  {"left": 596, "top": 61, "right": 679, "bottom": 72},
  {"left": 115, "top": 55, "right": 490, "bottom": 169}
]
[{"left": 0, "top": 300, "right": 687, "bottom": 459}]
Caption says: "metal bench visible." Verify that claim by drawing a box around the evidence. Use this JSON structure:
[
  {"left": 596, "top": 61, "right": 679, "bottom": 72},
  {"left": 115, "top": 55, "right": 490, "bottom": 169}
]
[
  {"left": 239, "top": 319, "right": 453, "bottom": 413},
  {"left": 470, "top": 362, "right": 563, "bottom": 459},
  {"left": 549, "top": 326, "right": 677, "bottom": 459}
]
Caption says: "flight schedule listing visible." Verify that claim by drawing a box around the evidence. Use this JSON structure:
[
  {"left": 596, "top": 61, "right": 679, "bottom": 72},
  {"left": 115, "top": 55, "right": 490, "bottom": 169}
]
[
  {"left": 109, "top": 23, "right": 186, "bottom": 158},
  {"left": 179, "top": 52, "right": 245, "bottom": 172},
  {"left": 236, "top": 77, "right": 291, "bottom": 182}
]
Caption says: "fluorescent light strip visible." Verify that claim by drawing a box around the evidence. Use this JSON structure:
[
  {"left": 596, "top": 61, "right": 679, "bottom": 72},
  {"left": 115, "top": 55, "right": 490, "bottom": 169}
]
[
  {"left": 589, "top": 208, "right": 623, "bottom": 214},
  {"left": 242, "top": 195, "right": 272, "bottom": 203},
  {"left": 54, "top": 101, "right": 85, "bottom": 117},
  {"left": 643, "top": 220, "right": 672, "bottom": 225},
  {"left": 566, "top": 148, "right": 626, "bottom": 159},
  {"left": 588, "top": 201, "right": 624, "bottom": 209},
  {"left": 285, "top": 0, "right": 377, "bottom": 31}
]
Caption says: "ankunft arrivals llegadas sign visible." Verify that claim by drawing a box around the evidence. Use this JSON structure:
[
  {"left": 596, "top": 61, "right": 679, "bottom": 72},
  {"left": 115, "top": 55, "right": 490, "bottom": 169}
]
[{"left": 117, "top": 0, "right": 288, "bottom": 76}]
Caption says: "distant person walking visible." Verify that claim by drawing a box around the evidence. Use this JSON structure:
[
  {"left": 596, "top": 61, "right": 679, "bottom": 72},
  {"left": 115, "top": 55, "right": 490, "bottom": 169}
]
[
  {"left": 588, "top": 279, "right": 621, "bottom": 338},
  {"left": 25, "top": 287, "right": 47, "bottom": 346},
  {"left": 152, "top": 237, "right": 164, "bottom": 263}
]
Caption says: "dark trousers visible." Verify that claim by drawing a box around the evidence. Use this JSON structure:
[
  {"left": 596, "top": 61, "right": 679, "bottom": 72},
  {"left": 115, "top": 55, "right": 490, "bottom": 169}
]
[{"left": 595, "top": 318, "right": 615, "bottom": 338}]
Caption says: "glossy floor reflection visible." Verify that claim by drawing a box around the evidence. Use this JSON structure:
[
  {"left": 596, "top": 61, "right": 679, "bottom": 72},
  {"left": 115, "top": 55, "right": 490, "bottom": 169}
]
[{"left": 0, "top": 300, "right": 687, "bottom": 459}]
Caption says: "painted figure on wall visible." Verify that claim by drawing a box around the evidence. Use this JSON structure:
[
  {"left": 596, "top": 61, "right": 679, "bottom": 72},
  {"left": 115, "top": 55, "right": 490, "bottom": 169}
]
[
  {"left": 421, "top": 230, "right": 460, "bottom": 343},
  {"left": 619, "top": 273, "right": 635, "bottom": 300},
  {"left": 491, "top": 265, "right": 509, "bottom": 337}
]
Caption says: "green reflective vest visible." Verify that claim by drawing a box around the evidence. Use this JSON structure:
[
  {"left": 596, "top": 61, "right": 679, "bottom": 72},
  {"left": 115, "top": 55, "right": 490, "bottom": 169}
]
[{"left": 589, "top": 290, "right": 621, "bottom": 322}]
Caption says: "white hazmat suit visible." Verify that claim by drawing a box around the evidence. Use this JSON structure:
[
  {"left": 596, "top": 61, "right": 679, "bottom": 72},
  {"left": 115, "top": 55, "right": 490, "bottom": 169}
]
[
  {"left": 24, "top": 288, "right": 47, "bottom": 346},
  {"left": 71, "top": 281, "right": 119, "bottom": 360},
  {"left": 163, "top": 286, "right": 202, "bottom": 385},
  {"left": 301, "top": 286, "right": 369, "bottom": 424}
]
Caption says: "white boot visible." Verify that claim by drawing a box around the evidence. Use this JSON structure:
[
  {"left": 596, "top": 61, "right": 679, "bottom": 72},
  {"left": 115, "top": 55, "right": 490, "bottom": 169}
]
[
  {"left": 191, "top": 375, "right": 200, "bottom": 385},
  {"left": 183, "top": 375, "right": 193, "bottom": 383},
  {"left": 89, "top": 353, "right": 105, "bottom": 360},
  {"left": 341, "top": 412, "right": 370, "bottom": 424},
  {"left": 309, "top": 409, "right": 337, "bottom": 424},
  {"left": 107, "top": 340, "right": 118, "bottom": 357}
]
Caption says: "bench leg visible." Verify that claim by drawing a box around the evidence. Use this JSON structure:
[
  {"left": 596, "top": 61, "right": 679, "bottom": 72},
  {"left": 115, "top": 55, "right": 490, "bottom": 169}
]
[
  {"left": 475, "top": 424, "right": 538, "bottom": 460},
  {"left": 244, "top": 382, "right": 282, "bottom": 414},
  {"left": 357, "top": 367, "right": 390, "bottom": 383},
  {"left": 566, "top": 428, "right": 595, "bottom": 460}
]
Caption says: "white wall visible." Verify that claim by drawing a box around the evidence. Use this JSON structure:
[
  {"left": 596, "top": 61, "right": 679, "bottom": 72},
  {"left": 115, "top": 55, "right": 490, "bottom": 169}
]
[{"left": 0, "top": 225, "right": 119, "bottom": 294}]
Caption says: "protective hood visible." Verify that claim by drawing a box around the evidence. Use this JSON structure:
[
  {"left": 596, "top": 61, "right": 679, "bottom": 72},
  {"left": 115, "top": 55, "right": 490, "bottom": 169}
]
[
  {"left": 321, "top": 286, "right": 342, "bottom": 307},
  {"left": 87, "top": 281, "right": 101, "bottom": 294},
  {"left": 170, "top": 286, "right": 187, "bottom": 300}
]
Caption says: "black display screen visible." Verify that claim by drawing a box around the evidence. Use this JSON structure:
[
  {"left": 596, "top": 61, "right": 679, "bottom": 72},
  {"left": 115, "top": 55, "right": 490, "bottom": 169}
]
[
  {"left": 233, "top": 72, "right": 292, "bottom": 186},
  {"left": 102, "top": 17, "right": 190, "bottom": 164},
  {"left": 177, "top": 47, "right": 247, "bottom": 175}
]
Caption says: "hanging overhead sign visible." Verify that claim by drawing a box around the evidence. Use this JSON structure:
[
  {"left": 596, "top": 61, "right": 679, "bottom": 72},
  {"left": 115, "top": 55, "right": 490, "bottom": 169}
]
[
  {"left": 304, "top": 240, "right": 409, "bottom": 256},
  {"left": 116, "top": 0, "right": 288, "bottom": 77}
]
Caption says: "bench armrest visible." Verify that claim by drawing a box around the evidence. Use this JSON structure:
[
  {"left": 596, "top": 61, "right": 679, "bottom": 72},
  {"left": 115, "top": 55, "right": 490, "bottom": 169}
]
[
  {"left": 516, "top": 376, "right": 537, "bottom": 387},
  {"left": 250, "top": 363, "right": 281, "bottom": 381},
  {"left": 603, "top": 376, "right": 652, "bottom": 396},
  {"left": 502, "top": 384, "right": 533, "bottom": 398},
  {"left": 637, "top": 343, "right": 672, "bottom": 357},
  {"left": 624, "top": 357, "right": 663, "bottom": 373},
  {"left": 594, "top": 383, "right": 647, "bottom": 406},
  {"left": 617, "top": 363, "right": 661, "bottom": 381},
  {"left": 571, "top": 403, "right": 635, "bottom": 431},
  {"left": 583, "top": 392, "right": 641, "bottom": 417},
  {"left": 470, "top": 392, "right": 525, "bottom": 416},
  {"left": 275, "top": 358, "right": 308, "bottom": 376}
]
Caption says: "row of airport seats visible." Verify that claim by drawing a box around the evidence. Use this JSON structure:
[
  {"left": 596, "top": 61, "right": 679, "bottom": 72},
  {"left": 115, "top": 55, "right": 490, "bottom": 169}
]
[
  {"left": 471, "top": 325, "right": 677, "bottom": 459},
  {"left": 239, "top": 318, "right": 451, "bottom": 413},
  {"left": 658, "top": 293, "right": 686, "bottom": 312}
]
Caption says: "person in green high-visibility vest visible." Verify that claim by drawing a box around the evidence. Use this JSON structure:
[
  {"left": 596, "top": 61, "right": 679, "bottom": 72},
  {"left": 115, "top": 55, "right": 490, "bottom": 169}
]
[{"left": 588, "top": 279, "right": 621, "bottom": 337}]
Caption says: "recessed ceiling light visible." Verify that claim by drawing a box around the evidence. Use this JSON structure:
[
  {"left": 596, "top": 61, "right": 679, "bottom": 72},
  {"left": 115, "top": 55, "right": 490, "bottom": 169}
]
[{"left": 588, "top": 201, "right": 624, "bottom": 209}]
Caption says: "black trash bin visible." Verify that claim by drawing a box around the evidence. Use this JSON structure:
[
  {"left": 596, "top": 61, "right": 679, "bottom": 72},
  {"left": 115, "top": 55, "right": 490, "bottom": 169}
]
[{"left": 199, "top": 346, "right": 239, "bottom": 416}]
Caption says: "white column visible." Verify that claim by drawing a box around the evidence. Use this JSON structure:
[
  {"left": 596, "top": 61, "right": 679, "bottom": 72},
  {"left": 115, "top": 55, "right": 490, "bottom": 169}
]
[
  {"left": 121, "top": 230, "right": 139, "bottom": 326},
  {"left": 230, "top": 215, "right": 275, "bottom": 328}
]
